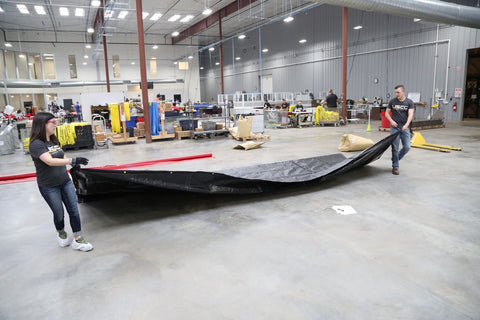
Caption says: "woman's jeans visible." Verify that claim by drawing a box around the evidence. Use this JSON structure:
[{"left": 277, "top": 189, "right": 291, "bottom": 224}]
[
  {"left": 390, "top": 126, "right": 411, "bottom": 169},
  {"left": 38, "top": 179, "right": 82, "bottom": 235}
]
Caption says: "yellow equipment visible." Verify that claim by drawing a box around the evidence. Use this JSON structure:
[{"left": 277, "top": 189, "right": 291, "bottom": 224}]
[{"left": 410, "top": 132, "right": 462, "bottom": 153}]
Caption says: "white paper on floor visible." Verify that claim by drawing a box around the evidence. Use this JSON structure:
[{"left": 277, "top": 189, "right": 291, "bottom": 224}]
[{"left": 332, "top": 205, "right": 357, "bottom": 215}]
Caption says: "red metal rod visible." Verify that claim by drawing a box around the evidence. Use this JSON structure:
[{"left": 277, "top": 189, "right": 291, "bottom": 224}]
[
  {"left": 342, "top": 7, "right": 348, "bottom": 125},
  {"left": 135, "top": 0, "right": 152, "bottom": 143},
  {"left": 103, "top": 35, "right": 110, "bottom": 92}
]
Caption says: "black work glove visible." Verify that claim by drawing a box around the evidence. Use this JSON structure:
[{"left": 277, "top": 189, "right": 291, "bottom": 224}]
[{"left": 71, "top": 157, "right": 89, "bottom": 167}]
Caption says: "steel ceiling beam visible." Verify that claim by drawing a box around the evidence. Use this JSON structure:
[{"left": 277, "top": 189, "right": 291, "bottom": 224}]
[{"left": 172, "top": 0, "right": 260, "bottom": 45}]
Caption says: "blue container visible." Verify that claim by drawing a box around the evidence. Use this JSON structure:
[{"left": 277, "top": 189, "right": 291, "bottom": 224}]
[{"left": 125, "top": 116, "right": 137, "bottom": 128}]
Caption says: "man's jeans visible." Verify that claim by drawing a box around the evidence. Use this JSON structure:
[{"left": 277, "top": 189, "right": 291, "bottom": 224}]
[
  {"left": 38, "top": 179, "right": 82, "bottom": 235},
  {"left": 390, "top": 126, "right": 411, "bottom": 169}
]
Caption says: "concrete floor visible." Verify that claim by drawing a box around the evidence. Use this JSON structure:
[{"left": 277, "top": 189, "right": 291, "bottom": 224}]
[{"left": 1, "top": 120, "right": 479, "bottom": 320}]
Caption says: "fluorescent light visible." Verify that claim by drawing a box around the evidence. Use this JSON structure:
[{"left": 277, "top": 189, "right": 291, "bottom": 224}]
[
  {"left": 262, "top": 48, "right": 269, "bottom": 53},
  {"left": 353, "top": 25, "right": 363, "bottom": 30},
  {"left": 298, "top": 39, "right": 307, "bottom": 43},
  {"left": 59, "top": 7, "right": 69, "bottom": 16},
  {"left": 173, "top": 61, "right": 178, "bottom": 65},
  {"left": 118, "top": 11, "right": 128, "bottom": 19},
  {"left": 215, "top": 62, "right": 219, "bottom": 65},
  {"left": 28, "top": 62, "right": 33, "bottom": 66},
  {"left": 180, "top": 15, "right": 194, "bottom": 23},
  {"left": 150, "top": 13, "right": 162, "bottom": 21},
  {"left": 238, "top": 34, "right": 246, "bottom": 39},
  {"left": 143, "top": 12, "right": 149, "bottom": 19},
  {"left": 168, "top": 14, "right": 181, "bottom": 22},
  {"left": 188, "top": 55, "right": 193, "bottom": 59},
  {"left": 75, "top": 8, "right": 85, "bottom": 17},
  {"left": 91, "top": 0, "right": 101, "bottom": 7},
  {"left": 105, "top": 10, "right": 114, "bottom": 18},
  {"left": 84, "top": 55, "right": 88, "bottom": 59},
  {"left": 202, "top": 8, "right": 212, "bottom": 15},
  {"left": 131, "top": 62, "right": 135, "bottom": 65},
  {"left": 152, "top": 45, "right": 158, "bottom": 49},
  {"left": 34, "top": 6, "right": 46, "bottom": 15},
  {"left": 83, "top": 62, "right": 87, "bottom": 65},
  {"left": 85, "top": 44, "right": 91, "bottom": 48},
  {"left": 87, "top": 28, "right": 95, "bottom": 33},
  {"left": 17, "top": 4, "right": 30, "bottom": 14},
  {"left": 235, "top": 57, "right": 240, "bottom": 60},
  {"left": 284, "top": 16, "right": 294, "bottom": 23},
  {"left": 200, "top": 67, "right": 204, "bottom": 70},
  {"left": 209, "top": 47, "right": 215, "bottom": 52},
  {"left": 5, "top": 43, "right": 12, "bottom": 47},
  {"left": 0, "top": 7, "right": 4, "bottom": 13},
  {"left": 19, "top": 54, "right": 26, "bottom": 58},
  {"left": 414, "top": 18, "right": 422, "bottom": 22},
  {"left": 171, "top": 31, "right": 179, "bottom": 37}
]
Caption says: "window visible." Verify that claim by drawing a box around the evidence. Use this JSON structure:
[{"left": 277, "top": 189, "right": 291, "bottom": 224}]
[
  {"left": 68, "top": 55, "right": 77, "bottom": 79},
  {"left": 9, "top": 94, "right": 21, "bottom": 110},
  {"left": 112, "top": 55, "right": 120, "bottom": 78},
  {"left": 17, "top": 52, "right": 29, "bottom": 79},
  {"left": 178, "top": 61, "right": 189, "bottom": 70},
  {"left": 150, "top": 56, "right": 157, "bottom": 77},
  {"left": 34, "top": 93, "right": 46, "bottom": 110},
  {"left": 42, "top": 54, "right": 56, "bottom": 79},
  {"left": 5, "top": 51, "right": 17, "bottom": 79},
  {"left": 46, "top": 93, "right": 58, "bottom": 103},
  {"left": 28, "top": 53, "right": 42, "bottom": 79}
]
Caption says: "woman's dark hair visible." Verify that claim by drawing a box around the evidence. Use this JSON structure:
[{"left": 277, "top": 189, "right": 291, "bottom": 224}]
[{"left": 30, "top": 112, "right": 59, "bottom": 144}]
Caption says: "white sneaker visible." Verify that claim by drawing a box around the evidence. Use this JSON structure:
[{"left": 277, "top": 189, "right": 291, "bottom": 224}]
[
  {"left": 71, "top": 236, "right": 94, "bottom": 252},
  {"left": 57, "top": 231, "right": 70, "bottom": 247}
]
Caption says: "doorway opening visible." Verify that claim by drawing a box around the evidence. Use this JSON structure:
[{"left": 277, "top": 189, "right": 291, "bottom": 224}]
[{"left": 464, "top": 48, "right": 480, "bottom": 119}]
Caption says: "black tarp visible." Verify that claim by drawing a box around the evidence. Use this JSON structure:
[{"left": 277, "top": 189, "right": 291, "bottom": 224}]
[{"left": 70, "top": 132, "right": 399, "bottom": 199}]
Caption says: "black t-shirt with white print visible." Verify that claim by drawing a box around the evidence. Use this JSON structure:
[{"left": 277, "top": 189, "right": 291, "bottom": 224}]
[
  {"left": 387, "top": 97, "right": 414, "bottom": 127},
  {"left": 29, "top": 139, "right": 69, "bottom": 187}
]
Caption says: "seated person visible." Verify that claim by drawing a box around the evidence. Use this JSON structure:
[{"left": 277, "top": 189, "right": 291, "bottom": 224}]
[
  {"left": 295, "top": 101, "right": 304, "bottom": 111},
  {"left": 281, "top": 99, "right": 289, "bottom": 110},
  {"left": 171, "top": 102, "right": 181, "bottom": 112},
  {"left": 264, "top": 99, "right": 271, "bottom": 110}
]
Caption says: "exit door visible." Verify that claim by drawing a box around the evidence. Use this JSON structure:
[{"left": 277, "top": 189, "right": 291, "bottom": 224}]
[
  {"left": 464, "top": 48, "right": 480, "bottom": 119},
  {"left": 261, "top": 74, "right": 273, "bottom": 95}
]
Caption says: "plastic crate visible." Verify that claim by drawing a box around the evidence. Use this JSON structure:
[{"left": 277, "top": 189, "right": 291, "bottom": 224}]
[
  {"left": 179, "top": 119, "right": 198, "bottom": 131},
  {"left": 201, "top": 121, "right": 216, "bottom": 131}
]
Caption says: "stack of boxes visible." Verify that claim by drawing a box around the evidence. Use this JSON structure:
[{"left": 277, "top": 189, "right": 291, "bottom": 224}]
[
  {"left": 94, "top": 125, "right": 106, "bottom": 142},
  {"left": 134, "top": 121, "right": 145, "bottom": 138}
]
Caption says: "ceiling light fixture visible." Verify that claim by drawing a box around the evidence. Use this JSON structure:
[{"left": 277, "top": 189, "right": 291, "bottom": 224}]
[
  {"left": 75, "top": 8, "right": 85, "bottom": 17},
  {"left": 34, "top": 6, "right": 46, "bottom": 15},
  {"left": 353, "top": 25, "right": 363, "bottom": 30},
  {"left": 262, "top": 48, "right": 268, "bottom": 53},
  {"left": 0, "top": 7, "right": 4, "bottom": 13},
  {"left": 172, "top": 31, "right": 180, "bottom": 37},
  {"left": 17, "top": 4, "right": 30, "bottom": 14},
  {"left": 87, "top": 28, "right": 95, "bottom": 33},
  {"left": 142, "top": 12, "right": 149, "bottom": 19},
  {"left": 180, "top": 15, "right": 194, "bottom": 23},
  {"left": 200, "top": 67, "right": 204, "bottom": 70},
  {"left": 215, "top": 62, "right": 220, "bottom": 65},
  {"left": 83, "top": 62, "right": 87, "bottom": 65},
  {"left": 414, "top": 18, "right": 422, "bottom": 22},
  {"left": 5, "top": 43, "right": 12, "bottom": 47},
  {"left": 209, "top": 47, "right": 215, "bottom": 52},
  {"left": 235, "top": 57, "right": 241, "bottom": 60},
  {"left": 173, "top": 61, "right": 178, "bottom": 65},
  {"left": 85, "top": 44, "right": 91, "bottom": 49},
  {"left": 188, "top": 55, "right": 193, "bottom": 59},
  {"left": 91, "top": 0, "right": 101, "bottom": 7},
  {"left": 131, "top": 62, "right": 135, "bottom": 65},
  {"left": 152, "top": 45, "right": 158, "bottom": 49},
  {"left": 118, "top": 11, "right": 128, "bottom": 19},
  {"left": 238, "top": 34, "right": 246, "bottom": 39},
  {"left": 19, "top": 54, "right": 25, "bottom": 58},
  {"left": 84, "top": 55, "right": 88, "bottom": 59},
  {"left": 202, "top": 8, "right": 212, "bottom": 15},
  {"left": 298, "top": 39, "right": 307, "bottom": 43},
  {"left": 59, "top": 7, "right": 69, "bottom": 16},
  {"left": 150, "top": 13, "right": 162, "bottom": 21},
  {"left": 284, "top": 16, "right": 294, "bottom": 23},
  {"left": 168, "top": 15, "right": 181, "bottom": 22}
]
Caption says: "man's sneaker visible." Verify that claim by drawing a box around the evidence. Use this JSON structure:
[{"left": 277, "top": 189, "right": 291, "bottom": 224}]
[
  {"left": 71, "top": 236, "right": 94, "bottom": 252},
  {"left": 392, "top": 168, "right": 400, "bottom": 175},
  {"left": 57, "top": 231, "right": 70, "bottom": 247}
]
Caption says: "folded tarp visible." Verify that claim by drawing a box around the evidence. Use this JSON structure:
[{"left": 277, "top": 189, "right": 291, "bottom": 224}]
[{"left": 70, "top": 132, "right": 399, "bottom": 199}]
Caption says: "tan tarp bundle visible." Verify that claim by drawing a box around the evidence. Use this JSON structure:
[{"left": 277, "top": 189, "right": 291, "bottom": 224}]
[
  {"left": 338, "top": 134, "right": 374, "bottom": 152},
  {"left": 234, "top": 141, "right": 265, "bottom": 151},
  {"left": 229, "top": 115, "right": 253, "bottom": 139}
]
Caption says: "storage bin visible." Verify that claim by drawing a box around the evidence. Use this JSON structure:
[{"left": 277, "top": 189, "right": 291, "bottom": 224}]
[
  {"left": 179, "top": 119, "right": 198, "bottom": 131},
  {"left": 202, "top": 121, "right": 216, "bottom": 131}
]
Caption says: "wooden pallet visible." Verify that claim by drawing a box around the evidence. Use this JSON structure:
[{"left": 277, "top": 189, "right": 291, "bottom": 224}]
[
  {"left": 110, "top": 137, "right": 137, "bottom": 144},
  {"left": 175, "top": 130, "right": 192, "bottom": 140},
  {"left": 151, "top": 132, "right": 175, "bottom": 141}
]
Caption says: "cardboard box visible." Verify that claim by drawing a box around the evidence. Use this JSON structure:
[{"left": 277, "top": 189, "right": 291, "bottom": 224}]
[
  {"left": 216, "top": 123, "right": 224, "bottom": 130},
  {"left": 95, "top": 133, "right": 107, "bottom": 141},
  {"left": 94, "top": 125, "right": 103, "bottom": 133},
  {"left": 195, "top": 127, "right": 203, "bottom": 132},
  {"left": 136, "top": 122, "right": 145, "bottom": 130},
  {"left": 174, "top": 126, "right": 182, "bottom": 132},
  {"left": 139, "top": 129, "right": 145, "bottom": 136},
  {"left": 134, "top": 128, "right": 140, "bottom": 137}
]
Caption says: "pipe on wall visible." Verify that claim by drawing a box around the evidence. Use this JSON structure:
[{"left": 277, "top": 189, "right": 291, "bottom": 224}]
[{"left": 317, "top": 0, "right": 480, "bottom": 29}]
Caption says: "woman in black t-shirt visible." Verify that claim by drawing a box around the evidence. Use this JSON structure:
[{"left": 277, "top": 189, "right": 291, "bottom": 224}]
[{"left": 29, "top": 112, "right": 93, "bottom": 252}]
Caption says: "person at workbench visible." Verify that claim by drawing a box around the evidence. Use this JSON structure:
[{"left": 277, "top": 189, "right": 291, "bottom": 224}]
[
  {"left": 264, "top": 99, "right": 272, "bottom": 110},
  {"left": 281, "top": 99, "right": 289, "bottom": 110},
  {"left": 323, "top": 89, "right": 338, "bottom": 110},
  {"left": 295, "top": 101, "right": 304, "bottom": 111},
  {"left": 385, "top": 84, "right": 414, "bottom": 176},
  {"left": 29, "top": 112, "right": 93, "bottom": 252}
]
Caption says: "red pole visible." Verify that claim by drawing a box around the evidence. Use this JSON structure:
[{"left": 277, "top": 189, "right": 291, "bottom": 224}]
[
  {"left": 135, "top": 0, "right": 152, "bottom": 143},
  {"left": 219, "top": 16, "right": 225, "bottom": 94},
  {"left": 102, "top": 37, "right": 110, "bottom": 92},
  {"left": 342, "top": 7, "right": 348, "bottom": 125}
]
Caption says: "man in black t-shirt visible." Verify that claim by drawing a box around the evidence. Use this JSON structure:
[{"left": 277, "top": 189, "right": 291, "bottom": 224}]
[
  {"left": 281, "top": 99, "right": 289, "bottom": 110},
  {"left": 263, "top": 99, "right": 271, "bottom": 110},
  {"left": 385, "top": 84, "right": 414, "bottom": 175},
  {"left": 323, "top": 89, "right": 338, "bottom": 109}
]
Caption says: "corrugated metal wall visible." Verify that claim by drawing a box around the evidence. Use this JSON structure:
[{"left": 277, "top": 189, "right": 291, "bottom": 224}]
[{"left": 199, "top": 4, "right": 480, "bottom": 120}]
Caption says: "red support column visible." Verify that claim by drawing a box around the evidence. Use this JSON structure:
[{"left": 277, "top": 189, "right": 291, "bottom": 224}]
[
  {"left": 342, "top": 7, "right": 348, "bottom": 125},
  {"left": 135, "top": 0, "right": 152, "bottom": 143},
  {"left": 219, "top": 17, "right": 225, "bottom": 94},
  {"left": 102, "top": 35, "right": 110, "bottom": 93}
]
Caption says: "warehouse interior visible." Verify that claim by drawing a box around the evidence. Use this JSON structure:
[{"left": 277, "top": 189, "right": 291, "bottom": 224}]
[{"left": 0, "top": 0, "right": 479, "bottom": 319}]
